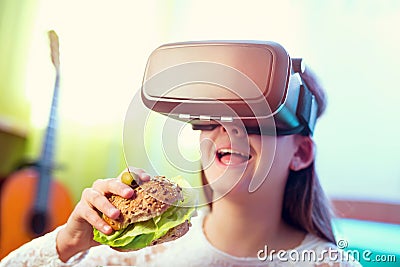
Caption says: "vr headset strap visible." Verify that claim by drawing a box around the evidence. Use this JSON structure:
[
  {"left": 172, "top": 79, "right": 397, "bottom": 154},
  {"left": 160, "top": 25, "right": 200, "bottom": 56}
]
[{"left": 296, "top": 83, "right": 318, "bottom": 136}]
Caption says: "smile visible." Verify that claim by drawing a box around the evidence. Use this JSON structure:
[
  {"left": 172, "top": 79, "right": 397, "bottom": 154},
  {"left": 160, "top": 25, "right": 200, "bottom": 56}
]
[{"left": 216, "top": 148, "right": 252, "bottom": 166}]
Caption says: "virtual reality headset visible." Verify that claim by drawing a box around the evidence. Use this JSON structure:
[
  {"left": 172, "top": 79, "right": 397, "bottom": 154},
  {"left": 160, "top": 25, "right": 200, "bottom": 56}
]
[{"left": 141, "top": 40, "right": 318, "bottom": 136}]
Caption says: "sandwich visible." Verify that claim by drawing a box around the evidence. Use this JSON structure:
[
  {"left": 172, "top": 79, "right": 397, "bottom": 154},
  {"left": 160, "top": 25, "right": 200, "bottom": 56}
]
[{"left": 93, "top": 174, "right": 196, "bottom": 250}]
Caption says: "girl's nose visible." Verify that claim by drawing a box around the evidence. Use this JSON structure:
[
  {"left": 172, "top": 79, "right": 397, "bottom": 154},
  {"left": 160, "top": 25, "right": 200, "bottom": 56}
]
[{"left": 220, "top": 123, "right": 246, "bottom": 138}]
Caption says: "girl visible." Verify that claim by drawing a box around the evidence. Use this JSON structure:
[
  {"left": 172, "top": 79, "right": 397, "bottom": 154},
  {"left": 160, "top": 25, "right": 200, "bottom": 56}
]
[{"left": 0, "top": 42, "right": 361, "bottom": 267}]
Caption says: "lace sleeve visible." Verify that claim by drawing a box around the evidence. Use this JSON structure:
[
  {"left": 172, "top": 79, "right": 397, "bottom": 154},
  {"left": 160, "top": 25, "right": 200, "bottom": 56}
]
[{"left": 0, "top": 225, "right": 87, "bottom": 267}]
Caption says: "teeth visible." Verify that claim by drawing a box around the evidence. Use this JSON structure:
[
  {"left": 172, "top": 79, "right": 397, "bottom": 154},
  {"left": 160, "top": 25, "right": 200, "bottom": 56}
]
[{"left": 217, "top": 148, "right": 251, "bottom": 159}]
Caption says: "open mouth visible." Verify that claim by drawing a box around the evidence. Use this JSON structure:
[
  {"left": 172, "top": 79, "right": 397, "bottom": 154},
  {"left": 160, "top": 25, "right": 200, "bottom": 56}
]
[{"left": 216, "top": 148, "right": 252, "bottom": 166}]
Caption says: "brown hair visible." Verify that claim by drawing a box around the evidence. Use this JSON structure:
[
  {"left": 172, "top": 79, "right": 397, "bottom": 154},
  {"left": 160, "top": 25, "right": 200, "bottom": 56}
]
[
  {"left": 282, "top": 164, "right": 336, "bottom": 243},
  {"left": 281, "top": 66, "right": 335, "bottom": 243}
]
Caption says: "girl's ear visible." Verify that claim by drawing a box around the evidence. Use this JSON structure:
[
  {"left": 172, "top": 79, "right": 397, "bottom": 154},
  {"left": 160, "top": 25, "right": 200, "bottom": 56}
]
[{"left": 289, "top": 136, "right": 315, "bottom": 171}]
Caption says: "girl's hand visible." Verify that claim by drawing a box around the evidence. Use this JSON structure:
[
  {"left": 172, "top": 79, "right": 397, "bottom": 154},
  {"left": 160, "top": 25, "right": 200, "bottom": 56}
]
[{"left": 55, "top": 168, "right": 150, "bottom": 262}]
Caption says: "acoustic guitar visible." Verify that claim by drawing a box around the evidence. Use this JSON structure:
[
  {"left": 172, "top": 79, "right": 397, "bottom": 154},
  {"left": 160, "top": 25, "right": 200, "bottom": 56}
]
[{"left": 0, "top": 31, "right": 74, "bottom": 259}]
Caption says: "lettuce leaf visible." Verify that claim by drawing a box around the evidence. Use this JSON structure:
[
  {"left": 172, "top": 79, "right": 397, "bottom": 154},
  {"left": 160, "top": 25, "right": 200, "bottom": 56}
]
[{"left": 93, "top": 176, "right": 197, "bottom": 250}]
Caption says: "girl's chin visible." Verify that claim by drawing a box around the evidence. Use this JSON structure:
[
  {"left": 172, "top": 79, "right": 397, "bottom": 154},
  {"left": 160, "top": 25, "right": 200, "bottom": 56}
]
[
  {"left": 209, "top": 181, "right": 253, "bottom": 200},
  {"left": 204, "top": 167, "right": 255, "bottom": 197}
]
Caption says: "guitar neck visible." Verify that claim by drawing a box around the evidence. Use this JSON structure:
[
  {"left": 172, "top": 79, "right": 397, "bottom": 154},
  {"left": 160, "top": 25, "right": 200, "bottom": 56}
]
[{"left": 34, "top": 70, "right": 60, "bottom": 212}]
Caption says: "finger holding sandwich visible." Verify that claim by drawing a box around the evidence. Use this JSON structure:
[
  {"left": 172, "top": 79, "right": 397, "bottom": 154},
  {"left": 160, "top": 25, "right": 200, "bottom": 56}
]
[
  {"left": 56, "top": 168, "right": 151, "bottom": 262},
  {"left": 85, "top": 167, "right": 151, "bottom": 235}
]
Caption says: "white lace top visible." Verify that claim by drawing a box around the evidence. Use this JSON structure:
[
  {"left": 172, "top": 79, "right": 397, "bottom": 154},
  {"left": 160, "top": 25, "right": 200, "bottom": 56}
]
[{"left": 0, "top": 209, "right": 361, "bottom": 267}]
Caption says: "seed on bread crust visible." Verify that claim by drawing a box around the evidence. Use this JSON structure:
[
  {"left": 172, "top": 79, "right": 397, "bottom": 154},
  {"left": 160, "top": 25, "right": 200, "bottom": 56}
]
[{"left": 103, "top": 176, "right": 183, "bottom": 230}]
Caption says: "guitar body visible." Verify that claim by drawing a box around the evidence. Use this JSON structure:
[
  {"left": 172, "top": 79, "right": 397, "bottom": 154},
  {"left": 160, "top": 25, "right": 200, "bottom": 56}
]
[
  {"left": 0, "top": 168, "right": 74, "bottom": 259},
  {"left": 0, "top": 31, "right": 75, "bottom": 259}
]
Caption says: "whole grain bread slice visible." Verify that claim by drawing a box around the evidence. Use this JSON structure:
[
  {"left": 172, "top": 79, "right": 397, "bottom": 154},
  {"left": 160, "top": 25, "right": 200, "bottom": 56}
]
[{"left": 103, "top": 176, "right": 183, "bottom": 230}]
